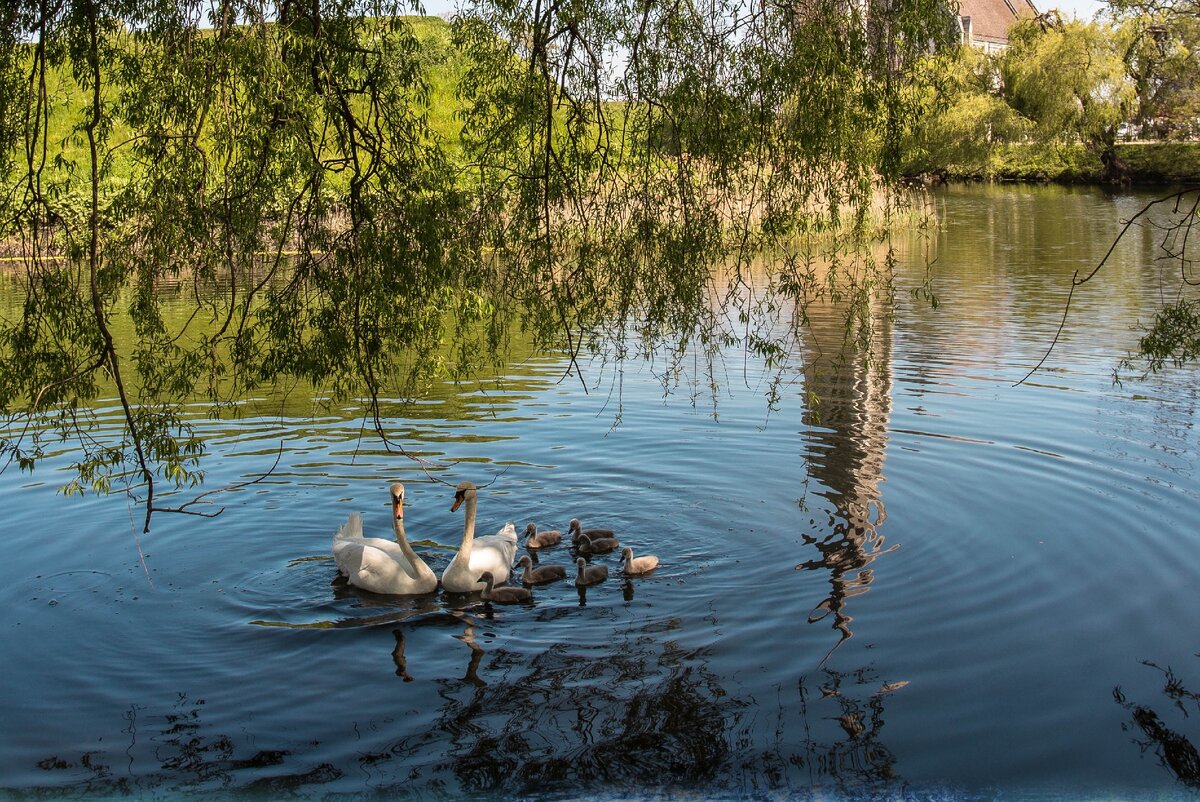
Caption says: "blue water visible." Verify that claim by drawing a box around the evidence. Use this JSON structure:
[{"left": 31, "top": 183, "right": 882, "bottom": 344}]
[{"left": 2, "top": 184, "right": 1199, "bottom": 801}]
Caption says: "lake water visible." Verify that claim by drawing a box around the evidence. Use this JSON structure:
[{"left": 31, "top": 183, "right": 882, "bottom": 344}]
[{"left": 2, "top": 184, "right": 1199, "bottom": 801}]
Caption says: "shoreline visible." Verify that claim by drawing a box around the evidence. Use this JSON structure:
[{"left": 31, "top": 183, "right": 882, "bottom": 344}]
[{"left": 909, "top": 141, "right": 1200, "bottom": 187}]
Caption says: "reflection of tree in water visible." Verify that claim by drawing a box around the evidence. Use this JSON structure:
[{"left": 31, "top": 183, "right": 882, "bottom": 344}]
[
  {"left": 796, "top": 288, "right": 897, "bottom": 664},
  {"left": 385, "top": 634, "right": 736, "bottom": 794},
  {"left": 1114, "top": 657, "right": 1200, "bottom": 787},
  {"left": 32, "top": 693, "right": 340, "bottom": 797},
  {"left": 36, "top": 749, "right": 129, "bottom": 797},
  {"left": 790, "top": 665, "right": 910, "bottom": 798},
  {"left": 374, "top": 618, "right": 912, "bottom": 799},
  {"left": 797, "top": 509, "right": 896, "bottom": 665},
  {"left": 26, "top": 622, "right": 913, "bottom": 798}
]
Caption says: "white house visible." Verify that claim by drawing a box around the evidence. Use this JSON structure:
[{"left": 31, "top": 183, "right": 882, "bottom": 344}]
[{"left": 958, "top": 0, "right": 1039, "bottom": 51}]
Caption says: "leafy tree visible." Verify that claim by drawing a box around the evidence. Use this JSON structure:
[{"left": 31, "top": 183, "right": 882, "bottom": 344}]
[
  {"left": 2, "top": 0, "right": 466, "bottom": 528},
  {"left": 0, "top": 0, "right": 957, "bottom": 529},
  {"left": 1001, "top": 15, "right": 1137, "bottom": 181},
  {"left": 1111, "top": 0, "right": 1200, "bottom": 137},
  {"left": 1101, "top": 0, "right": 1200, "bottom": 378},
  {"left": 900, "top": 47, "right": 1029, "bottom": 178}
]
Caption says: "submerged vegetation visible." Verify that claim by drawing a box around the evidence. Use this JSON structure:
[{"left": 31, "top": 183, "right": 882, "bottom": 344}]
[{"left": 0, "top": 0, "right": 957, "bottom": 527}]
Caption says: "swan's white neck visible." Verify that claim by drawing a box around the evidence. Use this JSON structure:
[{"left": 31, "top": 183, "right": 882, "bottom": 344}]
[
  {"left": 392, "top": 501, "right": 435, "bottom": 582},
  {"left": 392, "top": 511, "right": 419, "bottom": 562},
  {"left": 459, "top": 494, "right": 478, "bottom": 557}
]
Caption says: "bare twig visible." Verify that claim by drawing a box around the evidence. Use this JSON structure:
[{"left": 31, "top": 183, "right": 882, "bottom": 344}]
[
  {"left": 146, "top": 441, "right": 286, "bottom": 519},
  {"left": 1017, "top": 187, "right": 1200, "bottom": 385}
]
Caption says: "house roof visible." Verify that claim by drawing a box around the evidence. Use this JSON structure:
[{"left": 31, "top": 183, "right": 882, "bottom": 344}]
[{"left": 959, "top": 0, "right": 1038, "bottom": 43}]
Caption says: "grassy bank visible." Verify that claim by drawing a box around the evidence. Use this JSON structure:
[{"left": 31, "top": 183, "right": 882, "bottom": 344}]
[
  {"left": 1113, "top": 142, "right": 1200, "bottom": 184},
  {"left": 987, "top": 142, "right": 1101, "bottom": 183},
  {"left": 943, "top": 141, "right": 1200, "bottom": 185}
]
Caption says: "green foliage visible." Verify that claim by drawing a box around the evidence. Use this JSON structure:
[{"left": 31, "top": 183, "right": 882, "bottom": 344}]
[
  {"left": 1001, "top": 16, "right": 1135, "bottom": 170},
  {"left": 1, "top": 1, "right": 468, "bottom": 528},
  {"left": 892, "top": 2, "right": 1200, "bottom": 381},
  {"left": 900, "top": 17, "right": 1169, "bottom": 182},
  {"left": 1110, "top": 0, "right": 1200, "bottom": 135},
  {"left": 1135, "top": 299, "right": 1200, "bottom": 372},
  {"left": 0, "top": 0, "right": 958, "bottom": 529},
  {"left": 1097, "top": 188, "right": 1200, "bottom": 378},
  {"left": 1102, "top": 0, "right": 1200, "bottom": 375},
  {"left": 450, "top": 0, "right": 957, "bottom": 358},
  {"left": 989, "top": 140, "right": 1102, "bottom": 181},
  {"left": 900, "top": 48, "right": 1030, "bottom": 177},
  {"left": 1114, "top": 141, "right": 1200, "bottom": 182}
]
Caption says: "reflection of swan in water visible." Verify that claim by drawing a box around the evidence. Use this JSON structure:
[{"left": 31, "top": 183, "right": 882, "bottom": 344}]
[
  {"left": 620, "top": 546, "right": 659, "bottom": 575},
  {"left": 518, "top": 555, "right": 567, "bottom": 585},
  {"left": 458, "top": 623, "right": 487, "bottom": 687},
  {"left": 523, "top": 523, "right": 562, "bottom": 549},
  {"left": 391, "top": 630, "right": 413, "bottom": 681},
  {"left": 441, "top": 481, "right": 518, "bottom": 593},
  {"left": 575, "top": 557, "right": 608, "bottom": 586},
  {"left": 331, "top": 483, "right": 438, "bottom": 595}
]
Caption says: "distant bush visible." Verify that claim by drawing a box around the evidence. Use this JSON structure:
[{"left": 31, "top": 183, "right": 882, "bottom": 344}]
[{"left": 1113, "top": 142, "right": 1200, "bottom": 183}]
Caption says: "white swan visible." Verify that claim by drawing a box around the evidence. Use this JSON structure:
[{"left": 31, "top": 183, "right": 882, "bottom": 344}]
[
  {"left": 441, "top": 481, "right": 519, "bottom": 593},
  {"left": 331, "top": 482, "right": 438, "bottom": 595}
]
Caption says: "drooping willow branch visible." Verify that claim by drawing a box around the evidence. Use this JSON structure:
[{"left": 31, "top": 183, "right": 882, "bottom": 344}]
[{"left": 0, "top": 0, "right": 957, "bottom": 529}]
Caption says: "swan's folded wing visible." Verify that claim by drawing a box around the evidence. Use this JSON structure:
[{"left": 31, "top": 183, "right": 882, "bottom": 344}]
[
  {"left": 333, "top": 511, "right": 364, "bottom": 543},
  {"left": 467, "top": 539, "right": 517, "bottom": 584},
  {"left": 332, "top": 539, "right": 364, "bottom": 575}
]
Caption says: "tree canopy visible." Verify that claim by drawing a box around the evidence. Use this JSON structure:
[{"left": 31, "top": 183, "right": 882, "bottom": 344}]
[
  {"left": 1002, "top": 15, "right": 1136, "bottom": 178},
  {"left": 0, "top": 0, "right": 957, "bottom": 528}
]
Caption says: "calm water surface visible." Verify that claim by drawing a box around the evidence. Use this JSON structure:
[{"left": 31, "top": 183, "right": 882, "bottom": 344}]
[{"left": 3, "top": 184, "right": 1199, "bottom": 801}]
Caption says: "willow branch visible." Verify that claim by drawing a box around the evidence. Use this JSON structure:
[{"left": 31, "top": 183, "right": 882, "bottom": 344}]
[{"left": 148, "top": 442, "right": 285, "bottom": 518}]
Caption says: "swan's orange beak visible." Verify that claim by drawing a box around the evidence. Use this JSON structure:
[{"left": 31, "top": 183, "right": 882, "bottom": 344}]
[
  {"left": 451, "top": 492, "right": 464, "bottom": 513},
  {"left": 392, "top": 495, "right": 403, "bottom": 520}
]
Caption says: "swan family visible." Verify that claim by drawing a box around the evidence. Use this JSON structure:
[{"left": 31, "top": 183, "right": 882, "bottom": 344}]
[{"left": 331, "top": 481, "right": 659, "bottom": 599}]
